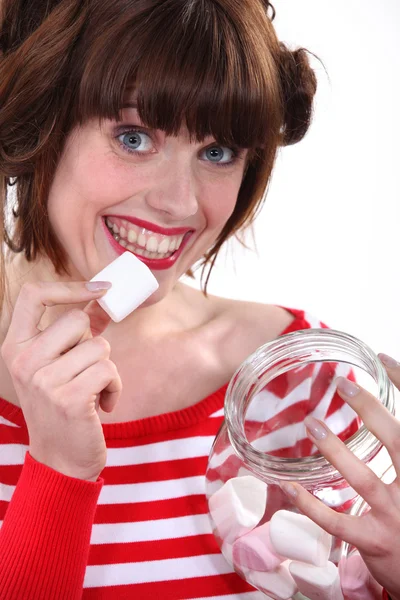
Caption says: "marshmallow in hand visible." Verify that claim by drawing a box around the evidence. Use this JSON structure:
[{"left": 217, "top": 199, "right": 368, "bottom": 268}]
[
  {"left": 208, "top": 476, "right": 267, "bottom": 544},
  {"left": 90, "top": 252, "right": 159, "bottom": 322},
  {"left": 338, "top": 552, "right": 383, "bottom": 599},
  {"left": 243, "top": 560, "right": 298, "bottom": 600},
  {"left": 269, "top": 509, "right": 332, "bottom": 566},
  {"left": 289, "top": 560, "right": 344, "bottom": 600},
  {"left": 232, "top": 521, "right": 284, "bottom": 572}
]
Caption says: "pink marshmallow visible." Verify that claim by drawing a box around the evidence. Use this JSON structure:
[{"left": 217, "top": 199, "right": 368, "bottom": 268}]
[
  {"left": 339, "top": 552, "right": 383, "bottom": 599},
  {"left": 232, "top": 521, "right": 284, "bottom": 572},
  {"left": 243, "top": 560, "right": 298, "bottom": 600}
]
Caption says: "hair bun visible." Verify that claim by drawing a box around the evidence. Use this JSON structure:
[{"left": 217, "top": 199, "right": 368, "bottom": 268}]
[
  {"left": 278, "top": 42, "right": 318, "bottom": 146},
  {"left": 263, "top": 1, "right": 276, "bottom": 22}
]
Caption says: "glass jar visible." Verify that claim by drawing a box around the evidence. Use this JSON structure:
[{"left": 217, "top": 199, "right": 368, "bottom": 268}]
[{"left": 206, "top": 328, "right": 396, "bottom": 599}]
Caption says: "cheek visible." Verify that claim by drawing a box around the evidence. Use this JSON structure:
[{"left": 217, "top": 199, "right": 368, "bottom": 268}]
[
  {"left": 74, "top": 153, "right": 136, "bottom": 206},
  {"left": 202, "top": 179, "right": 241, "bottom": 229},
  {"left": 54, "top": 146, "right": 141, "bottom": 211}
]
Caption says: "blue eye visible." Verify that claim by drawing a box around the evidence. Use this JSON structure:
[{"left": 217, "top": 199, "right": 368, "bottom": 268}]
[
  {"left": 118, "top": 130, "right": 153, "bottom": 153},
  {"left": 203, "top": 146, "right": 235, "bottom": 165}
]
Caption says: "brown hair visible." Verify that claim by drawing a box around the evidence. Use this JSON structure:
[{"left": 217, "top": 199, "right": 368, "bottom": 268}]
[{"left": 0, "top": 0, "right": 317, "bottom": 309}]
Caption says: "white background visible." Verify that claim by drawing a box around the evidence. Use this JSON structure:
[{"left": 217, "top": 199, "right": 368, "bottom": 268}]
[{"left": 184, "top": 0, "right": 400, "bottom": 360}]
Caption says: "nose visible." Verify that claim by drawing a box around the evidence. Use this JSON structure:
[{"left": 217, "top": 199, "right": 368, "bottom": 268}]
[{"left": 144, "top": 160, "right": 198, "bottom": 222}]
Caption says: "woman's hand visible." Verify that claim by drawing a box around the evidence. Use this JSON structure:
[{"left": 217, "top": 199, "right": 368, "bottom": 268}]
[
  {"left": 0, "top": 281, "right": 123, "bottom": 482},
  {"left": 279, "top": 353, "right": 400, "bottom": 600}
]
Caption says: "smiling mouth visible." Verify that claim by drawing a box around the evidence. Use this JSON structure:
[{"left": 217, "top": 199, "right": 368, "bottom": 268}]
[{"left": 104, "top": 216, "right": 192, "bottom": 260}]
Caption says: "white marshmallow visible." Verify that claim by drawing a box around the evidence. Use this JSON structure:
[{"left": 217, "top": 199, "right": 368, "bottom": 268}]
[
  {"left": 209, "top": 476, "right": 267, "bottom": 544},
  {"left": 90, "top": 252, "right": 159, "bottom": 322},
  {"left": 243, "top": 560, "right": 298, "bottom": 600},
  {"left": 269, "top": 510, "right": 332, "bottom": 567},
  {"left": 289, "top": 560, "right": 344, "bottom": 600},
  {"left": 232, "top": 521, "right": 284, "bottom": 572},
  {"left": 221, "top": 541, "right": 234, "bottom": 566},
  {"left": 338, "top": 552, "right": 383, "bottom": 599}
]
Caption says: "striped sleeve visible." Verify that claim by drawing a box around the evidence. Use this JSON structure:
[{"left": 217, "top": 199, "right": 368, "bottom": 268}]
[{"left": 0, "top": 451, "right": 103, "bottom": 600}]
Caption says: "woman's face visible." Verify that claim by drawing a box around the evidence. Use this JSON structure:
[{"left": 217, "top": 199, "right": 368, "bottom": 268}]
[{"left": 47, "top": 105, "right": 248, "bottom": 304}]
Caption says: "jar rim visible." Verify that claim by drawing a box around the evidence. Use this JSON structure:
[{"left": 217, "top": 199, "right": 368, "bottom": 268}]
[{"left": 224, "top": 328, "right": 394, "bottom": 485}]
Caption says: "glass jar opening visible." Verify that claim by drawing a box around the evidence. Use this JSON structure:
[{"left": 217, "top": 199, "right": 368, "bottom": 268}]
[{"left": 224, "top": 329, "right": 394, "bottom": 487}]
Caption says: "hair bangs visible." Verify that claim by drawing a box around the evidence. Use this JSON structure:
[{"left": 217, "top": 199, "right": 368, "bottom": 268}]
[{"left": 77, "top": 0, "right": 281, "bottom": 150}]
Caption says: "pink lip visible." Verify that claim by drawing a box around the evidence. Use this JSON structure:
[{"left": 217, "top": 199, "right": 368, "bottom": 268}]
[
  {"left": 101, "top": 217, "right": 194, "bottom": 271},
  {"left": 104, "top": 215, "right": 194, "bottom": 236}
]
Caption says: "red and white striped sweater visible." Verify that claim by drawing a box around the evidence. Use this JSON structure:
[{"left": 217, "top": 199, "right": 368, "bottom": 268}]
[{"left": 0, "top": 308, "right": 360, "bottom": 600}]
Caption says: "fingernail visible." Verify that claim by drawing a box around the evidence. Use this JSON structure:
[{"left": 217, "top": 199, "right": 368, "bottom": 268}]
[
  {"left": 279, "top": 481, "right": 298, "bottom": 499},
  {"left": 378, "top": 353, "right": 399, "bottom": 369},
  {"left": 304, "top": 415, "right": 328, "bottom": 440},
  {"left": 336, "top": 376, "right": 361, "bottom": 398},
  {"left": 85, "top": 281, "right": 112, "bottom": 292}
]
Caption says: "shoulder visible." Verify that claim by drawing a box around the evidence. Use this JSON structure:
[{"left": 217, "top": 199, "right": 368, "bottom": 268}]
[
  {"left": 209, "top": 297, "right": 329, "bottom": 375},
  {"left": 208, "top": 296, "right": 296, "bottom": 364},
  {"left": 179, "top": 283, "right": 327, "bottom": 360},
  {"left": 208, "top": 291, "right": 327, "bottom": 339},
  {"left": 220, "top": 299, "right": 328, "bottom": 335},
  {"left": 224, "top": 298, "right": 295, "bottom": 339}
]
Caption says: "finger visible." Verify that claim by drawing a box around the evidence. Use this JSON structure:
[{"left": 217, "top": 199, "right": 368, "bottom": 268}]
[
  {"left": 304, "top": 415, "right": 389, "bottom": 511},
  {"left": 40, "top": 337, "right": 111, "bottom": 386},
  {"left": 279, "top": 481, "right": 371, "bottom": 550},
  {"left": 58, "top": 300, "right": 111, "bottom": 358},
  {"left": 69, "top": 360, "right": 122, "bottom": 414},
  {"left": 24, "top": 309, "right": 96, "bottom": 368},
  {"left": 378, "top": 353, "right": 400, "bottom": 391},
  {"left": 6, "top": 281, "right": 111, "bottom": 344},
  {"left": 60, "top": 299, "right": 111, "bottom": 354},
  {"left": 335, "top": 376, "right": 400, "bottom": 474},
  {"left": 82, "top": 300, "right": 112, "bottom": 337}
]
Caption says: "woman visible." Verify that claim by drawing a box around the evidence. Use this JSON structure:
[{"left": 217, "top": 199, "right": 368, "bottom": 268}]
[{"left": 0, "top": 0, "right": 398, "bottom": 598}]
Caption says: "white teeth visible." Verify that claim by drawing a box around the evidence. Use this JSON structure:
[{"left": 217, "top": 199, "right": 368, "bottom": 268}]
[
  {"left": 158, "top": 238, "right": 170, "bottom": 253},
  {"left": 114, "top": 232, "right": 172, "bottom": 259},
  {"left": 128, "top": 229, "right": 137, "bottom": 244},
  {"left": 146, "top": 236, "right": 158, "bottom": 252},
  {"left": 106, "top": 218, "right": 188, "bottom": 259}
]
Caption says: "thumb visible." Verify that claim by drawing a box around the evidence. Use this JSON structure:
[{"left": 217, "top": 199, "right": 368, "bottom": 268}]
[{"left": 82, "top": 299, "right": 112, "bottom": 337}]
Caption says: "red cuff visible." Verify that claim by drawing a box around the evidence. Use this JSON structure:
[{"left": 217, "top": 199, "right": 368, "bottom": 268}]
[
  {"left": 383, "top": 590, "right": 391, "bottom": 600},
  {"left": 0, "top": 451, "right": 103, "bottom": 599}
]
